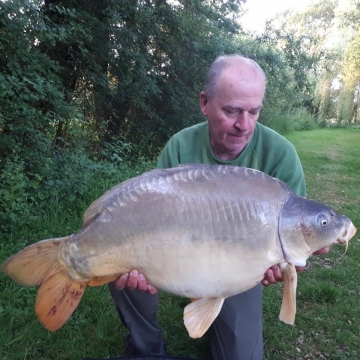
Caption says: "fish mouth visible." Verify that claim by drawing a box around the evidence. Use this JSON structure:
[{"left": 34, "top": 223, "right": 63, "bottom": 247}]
[{"left": 337, "top": 221, "right": 357, "bottom": 254}]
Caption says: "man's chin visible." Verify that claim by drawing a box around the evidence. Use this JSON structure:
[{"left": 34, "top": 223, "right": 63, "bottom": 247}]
[
  {"left": 223, "top": 143, "right": 247, "bottom": 157},
  {"left": 227, "top": 138, "right": 248, "bottom": 147}
]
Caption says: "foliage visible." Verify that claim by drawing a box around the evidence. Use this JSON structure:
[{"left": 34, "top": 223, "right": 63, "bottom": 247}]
[
  {"left": 34, "top": 0, "right": 245, "bottom": 151},
  {"left": 252, "top": 25, "right": 318, "bottom": 118},
  {"left": 0, "top": 0, "right": 76, "bottom": 171},
  {"left": 259, "top": 108, "right": 318, "bottom": 135},
  {"left": 0, "top": 155, "right": 38, "bottom": 232},
  {"left": 257, "top": 0, "right": 360, "bottom": 125},
  {"left": 1, "top": 0, "right": 358, "bottom": 237},
  {"left": 0, "top": 0, "right": 244, "bottom": 230}
]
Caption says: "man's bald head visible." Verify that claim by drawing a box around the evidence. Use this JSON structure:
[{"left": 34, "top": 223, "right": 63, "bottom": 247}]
[{"left": 203, "top": 55, "right": 266, "bottom": 100}]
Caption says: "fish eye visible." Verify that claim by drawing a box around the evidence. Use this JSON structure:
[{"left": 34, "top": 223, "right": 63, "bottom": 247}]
[{"left": 317, "top": 214, "right": 328, "bottom": 226}]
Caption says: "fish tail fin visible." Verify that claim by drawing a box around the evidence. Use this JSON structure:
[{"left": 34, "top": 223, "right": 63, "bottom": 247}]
[
  {"left": 36, "top": 270, "right": 87, "bottom": 331},
  {"left": 279, "top": 262, "right": 297, "bottom": 325},
  {"left": 0, "top": 237, "right": 67, "bottom": 286},
  {"left": 1, "top": 236, "right": 87, "bottom": 331}
]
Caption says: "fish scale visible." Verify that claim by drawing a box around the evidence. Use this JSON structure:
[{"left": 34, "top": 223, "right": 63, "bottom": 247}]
[{"left": 0, "top": 164, "right": 357, "bottom": 338}]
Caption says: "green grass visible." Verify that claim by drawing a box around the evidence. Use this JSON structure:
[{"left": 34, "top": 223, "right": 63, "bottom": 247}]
[
  {"left": 0, "top": 128, "right": 359, "bottom": 359},
  {"left": 262, "top": 128, "right": 360, "bottom": 360}
]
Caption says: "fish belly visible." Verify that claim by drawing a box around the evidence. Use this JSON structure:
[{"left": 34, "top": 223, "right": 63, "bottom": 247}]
[{"left": 129, "top": 234, "right": 284, "bottom": 298}]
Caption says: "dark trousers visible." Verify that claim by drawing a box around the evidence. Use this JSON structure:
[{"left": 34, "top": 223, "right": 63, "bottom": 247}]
[{"left": 108, "top": 283, "right": 263, "bottom": 360}]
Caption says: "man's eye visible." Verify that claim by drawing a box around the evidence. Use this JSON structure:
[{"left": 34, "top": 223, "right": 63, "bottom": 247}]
[{"left": 226, "top": 110, "right": 239, "bottom": 116}]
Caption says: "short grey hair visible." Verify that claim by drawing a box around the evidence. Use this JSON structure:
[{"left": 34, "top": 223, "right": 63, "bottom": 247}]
[{"left": 203, "top": 55, "right": 266, "bottom": 99}]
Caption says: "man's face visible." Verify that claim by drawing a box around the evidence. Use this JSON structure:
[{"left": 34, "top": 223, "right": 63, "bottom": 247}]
[{"left": 200, "top": 66, "right": 265, "bottom": 161}]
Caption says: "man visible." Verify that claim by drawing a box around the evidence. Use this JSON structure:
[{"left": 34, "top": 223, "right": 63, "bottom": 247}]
[{"left": 108, "top": 55, "right": 328, "bottom": 359}]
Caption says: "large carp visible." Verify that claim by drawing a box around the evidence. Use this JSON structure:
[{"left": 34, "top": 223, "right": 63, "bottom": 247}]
[{"left": 0, "top": 164, "right": 357, "bottom": 338}]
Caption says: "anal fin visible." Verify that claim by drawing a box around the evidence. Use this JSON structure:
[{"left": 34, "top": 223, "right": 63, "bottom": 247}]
[
  {"left": 184, "top": 297, "right": 225, "bottom": 338},
  {"left": 35, "top": 270, "right": 87, "bottom": 331},
  {"left": 88, "top": 274, "right": 120, "bottom": 286},
  {"left": 189, "top": 298, "right": 200, "bottom": 303},
  {"left": 279, "top": 262, "right": 297, "bottom": 325}
]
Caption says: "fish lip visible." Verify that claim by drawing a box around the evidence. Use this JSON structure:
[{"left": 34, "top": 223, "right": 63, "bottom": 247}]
[
  {"left": 337, "top": 221, "right": 357, "bottom": 245},
  {"left": 337, "top": 238, "right": 347, "bottom": 245},
  {"left": 349, "top": 222, "right": 357, "bottom": 239},
  {"left": 337, "top": 221, "right": 357, "bottom": 254}
]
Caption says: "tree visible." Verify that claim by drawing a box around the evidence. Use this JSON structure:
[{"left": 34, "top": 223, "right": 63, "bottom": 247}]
[
  {"left": 0, "top": 0, "right": 75, "bottom": 172},
  {"left": 340, "top": 2, "right": 360, "bottom": 122},
  {"left": 34, "top": 0, "right": 245, "bottom": 152}
]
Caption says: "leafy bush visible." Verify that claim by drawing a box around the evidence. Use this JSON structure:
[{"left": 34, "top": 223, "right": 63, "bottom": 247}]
[
  {"left": 318, "top": 120, "right": 328, "bottom": 128},
  {"left": 260, "top": 108, "right": 318, "bottom": 134},
  {"left": 0, "top": 146, "right": 155, "bottom": 235},
  {"left": 260, "top": 111, "right": 296, "bottom": 134},
  {"left": 0, "top": 0, "right": 79, "bottom": 191},
  {"left": 291, "top": 108, "right": 318, "bottom": 131},
  {"left": 0, "top": 155, "right": 39, "bottom": 233}
]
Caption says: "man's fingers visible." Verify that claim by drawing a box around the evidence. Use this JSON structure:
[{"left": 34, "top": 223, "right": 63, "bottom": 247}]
[
  {"left": 127, "top": 269, "right": 139, "bottom": 290},
  {"left": 115, "top": 273, "right": 129, "bottom": 290},
  {"left": 263, "top": 254, "right": 327, "bottom": 288},
  {"left": 147, "top": 284, "right": 158, "bottom": 295},
  {"left": 271, "top": 265, "right": 283, "bottom": 281},
  {"left": 114, "top": 269, "right": 158, "bottom": 293},
  {"left": 262, "top": 265, "right": 283, "bottom": 286},
  {"left": 137, "top": 273, "right": 148, "bottom": 292},
  {"left": 263, "top": 268, "right": 276, "bottom": 286}
]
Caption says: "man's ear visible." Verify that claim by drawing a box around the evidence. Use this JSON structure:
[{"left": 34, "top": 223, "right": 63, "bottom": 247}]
[{"left": 199, "top": 91, "right": 208, "bottom": 116}]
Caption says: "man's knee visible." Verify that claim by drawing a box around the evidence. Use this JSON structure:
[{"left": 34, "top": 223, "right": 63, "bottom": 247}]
[{"left": 209, "top": 285, "right": 263, "bottom": 360}]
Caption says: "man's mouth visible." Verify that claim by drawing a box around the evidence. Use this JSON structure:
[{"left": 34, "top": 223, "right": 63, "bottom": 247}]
[{"left": 229, "top": 133, "right": 248, "bottom": 139}]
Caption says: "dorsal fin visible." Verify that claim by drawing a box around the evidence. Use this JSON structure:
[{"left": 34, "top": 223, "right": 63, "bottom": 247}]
[
  {"left": 82, "top": 186, "right": 119, "bottom": 227},
  {"left": 82, "top": 169, "right": 164, "bottom": 227},
  {"left": 82, "top": 178, "right": 135, "bottom": 227},
  {"left": 83, "top": 164, "right": 286, "bottom": 228}
]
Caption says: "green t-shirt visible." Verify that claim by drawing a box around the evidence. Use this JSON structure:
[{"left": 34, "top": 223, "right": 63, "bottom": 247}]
[{"left": 157, "top": 121, "right": 306, "bottom": 196}]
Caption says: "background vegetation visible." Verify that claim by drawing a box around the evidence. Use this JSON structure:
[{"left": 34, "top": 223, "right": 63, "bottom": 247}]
[
  {"left": 0, "top": 0, "right": 360, "bottom": 359},
  {"left": 0, "top": 128, "right": 359, "bottom": 360},
  {"left": 1, "top": 0, "right": 360, "bottom": 235}
]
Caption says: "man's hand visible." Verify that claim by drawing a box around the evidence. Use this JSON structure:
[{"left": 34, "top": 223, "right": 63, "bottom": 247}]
[
  {"left": 114, "top": 269, "right": 158, "bottom": 294},
  {"left": 262, "top": 247, "right": 330, "bottom": 287}
]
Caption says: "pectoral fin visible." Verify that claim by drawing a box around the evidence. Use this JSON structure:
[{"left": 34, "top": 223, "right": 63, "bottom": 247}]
[
  {"left": 279, "top": 262, "right": 297, "bottom": 325},
  {"left": 184, "top": 297, "right": 224, "bottom": 338}
]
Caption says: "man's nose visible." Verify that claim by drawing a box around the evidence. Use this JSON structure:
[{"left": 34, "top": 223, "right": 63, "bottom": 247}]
[{"left": 234, "top": 112, "right": 250, "bottom": 131}]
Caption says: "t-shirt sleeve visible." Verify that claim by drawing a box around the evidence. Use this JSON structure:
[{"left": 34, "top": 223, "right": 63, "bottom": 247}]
[{"left": 157, "top": 137, "right": 181, "bottom": 169}]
